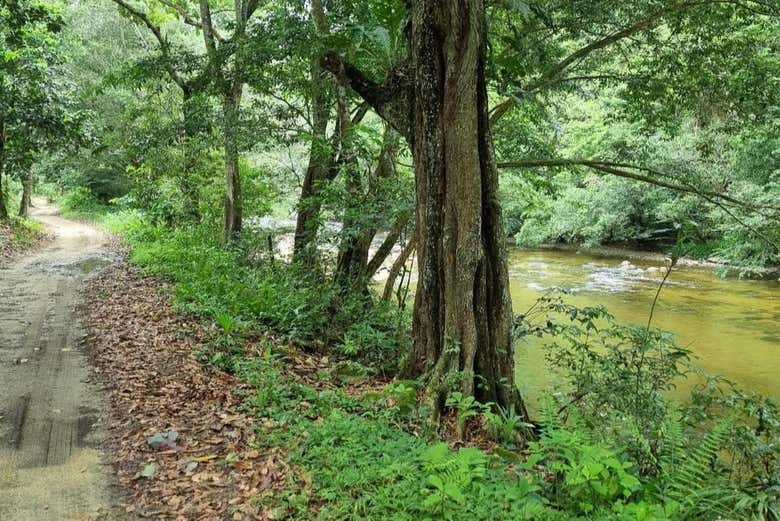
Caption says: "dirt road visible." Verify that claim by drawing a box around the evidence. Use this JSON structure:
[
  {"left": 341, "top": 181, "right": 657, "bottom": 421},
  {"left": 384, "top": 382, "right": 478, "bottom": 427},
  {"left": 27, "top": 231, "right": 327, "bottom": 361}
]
[{"left": 0, "top": 201, "right": 120, "bottom": 520}]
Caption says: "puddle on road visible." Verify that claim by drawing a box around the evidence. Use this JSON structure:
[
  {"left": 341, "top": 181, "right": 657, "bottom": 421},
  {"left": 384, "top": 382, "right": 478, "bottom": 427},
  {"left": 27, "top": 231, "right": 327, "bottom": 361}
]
[
  {"left": 33, "top": 256, "right": 116, "bottom": 276},
  {"left": 70, "top": 258, "right": 112, "bottom": 274}
]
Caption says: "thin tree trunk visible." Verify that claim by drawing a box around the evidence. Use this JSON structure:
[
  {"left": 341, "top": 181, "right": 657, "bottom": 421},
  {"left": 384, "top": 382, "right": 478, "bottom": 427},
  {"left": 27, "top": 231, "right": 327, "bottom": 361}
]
[
  {"left": 408, "top": 0, "right": 527, "bottom": 420},
  {"left": 382, "top": 231, "right": 416, "bottom": 301},
  {"left": 292, "top": 74, "right": 330, "bottom": 263},
  {"left": 221, "top": 82, "right": 243, "bottom": 242},
  {"left": 366, "top": 214, "right": 410, "bottom": 279},
  {"left": 18, "top": 171, "right": 32, "bottom": 218},
  {"left": 292, "top": 0, "right": 332, "bottom": 265},
  {"left": 333, "top": 87, "right": 365, "bottom": 289},
  {"left": 181, "top": 88, "right": 202, "bottom": 222},
  {"left": 0, "top": 116, "right": 8, "bottom": 221},
  {"left": 336, "top": 124, "right": 402, "bottom": 289}
]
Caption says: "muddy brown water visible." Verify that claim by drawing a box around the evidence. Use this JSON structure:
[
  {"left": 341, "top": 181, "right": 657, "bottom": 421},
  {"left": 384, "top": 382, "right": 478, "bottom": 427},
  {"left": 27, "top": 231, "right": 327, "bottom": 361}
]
[
  {"left": 0, "top": 201, "right": 123, "bottom": 520},
  {"left": 510, "top": 249, "right": 780, "bottom": 414}
]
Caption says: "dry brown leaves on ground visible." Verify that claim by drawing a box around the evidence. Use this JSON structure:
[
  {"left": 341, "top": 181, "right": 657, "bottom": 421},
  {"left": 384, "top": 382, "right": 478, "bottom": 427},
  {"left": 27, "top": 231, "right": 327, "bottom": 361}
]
[{"left": 82, "top": 263, "right": 285, "bottom": 520}]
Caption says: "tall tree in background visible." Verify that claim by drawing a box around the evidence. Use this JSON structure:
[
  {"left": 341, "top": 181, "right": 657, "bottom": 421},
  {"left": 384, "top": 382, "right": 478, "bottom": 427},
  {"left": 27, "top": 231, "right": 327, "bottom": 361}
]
[
  {"left": 109, "top": 0, "right": 264, "bottom": 240},
  {"left": 198, "top": 0, "right": 262, "bottom": 241},
  {"left": 0, "top": 0, "right": 72, "bottom": 220},
  {"left": 290, "top": 0, "right": 333, "bottom": 264},
  {"left": 110, "top": 0, "right": 212, "bottom": 222}
]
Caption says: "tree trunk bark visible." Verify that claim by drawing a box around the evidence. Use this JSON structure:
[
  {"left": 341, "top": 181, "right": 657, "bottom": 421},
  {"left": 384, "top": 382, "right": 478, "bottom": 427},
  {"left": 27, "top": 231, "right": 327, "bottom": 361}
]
[
  {"left": 292, "top": 0, "right": 332, "bottom": 265},
  {"left": 221, "top": 82, "right": 243, "bottom": 242},
  {"left": 0, "top": 116, "right": 8, "bottom": 222},
  {"left": 382, "top": 230, "right": 416, "bottom": 302},
  {"left": 18, "top": 171, "right": 32, "bottom": 218},
  {"left": 408, "top": 0, "right": 527, "bottom": 419},
  {"left": 181, "top": 88, "right": 202, "bottom": 222}
]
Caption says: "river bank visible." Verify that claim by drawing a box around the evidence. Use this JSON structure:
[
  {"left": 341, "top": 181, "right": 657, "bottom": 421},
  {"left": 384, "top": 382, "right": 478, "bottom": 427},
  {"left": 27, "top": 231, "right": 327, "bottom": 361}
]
[{"left": 533, "top": 242, "right": 780, "bottom": 279}]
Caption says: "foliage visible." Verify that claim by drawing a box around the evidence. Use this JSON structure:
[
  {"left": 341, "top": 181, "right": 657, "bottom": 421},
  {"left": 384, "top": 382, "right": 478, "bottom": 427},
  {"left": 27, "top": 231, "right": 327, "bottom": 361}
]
[
  {"left": 526, "top": 412, "right": 643, "bottom": 516},
  {"left": 59, "top": 186, "right": 109, "bottom": 218},
  {"left": 111, "top": 215, "right": 410, "bottom": 374},
  {"left": 0, "top": 215, "right": 46, "bottom": 254},
  {"left": 518, "top": 296, "right": 779, "bottom": 520}
]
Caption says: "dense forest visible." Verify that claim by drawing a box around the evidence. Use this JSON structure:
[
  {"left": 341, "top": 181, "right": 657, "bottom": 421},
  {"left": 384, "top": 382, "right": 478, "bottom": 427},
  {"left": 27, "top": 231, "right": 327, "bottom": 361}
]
[{"left": 1, "top": 0, "right": 779, "bottom": 519}]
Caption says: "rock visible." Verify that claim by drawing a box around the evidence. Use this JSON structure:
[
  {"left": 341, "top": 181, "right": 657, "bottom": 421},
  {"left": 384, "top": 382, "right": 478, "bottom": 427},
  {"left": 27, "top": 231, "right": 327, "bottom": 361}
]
[
  {"left": 147, "top": 430, "right": 180, "bottom": 450},
  {"left": 646, "top": 267, "right": 659, "bottom": 273}
]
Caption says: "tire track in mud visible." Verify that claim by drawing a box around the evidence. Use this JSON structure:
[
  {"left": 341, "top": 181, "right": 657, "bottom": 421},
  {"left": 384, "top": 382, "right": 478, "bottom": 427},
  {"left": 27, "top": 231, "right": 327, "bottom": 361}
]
[{"left": 0, "top": 201, "right": 126, "bottom": 520}]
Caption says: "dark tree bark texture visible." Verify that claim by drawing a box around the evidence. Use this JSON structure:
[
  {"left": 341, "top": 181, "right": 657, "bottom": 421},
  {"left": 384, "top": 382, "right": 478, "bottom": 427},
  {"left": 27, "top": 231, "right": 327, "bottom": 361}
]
[
  {"left": 221, "top": 83, "right": 243, "bottom": 242},
  {"left": 18, "top": 171, "right": 32, "bottom": 218}
]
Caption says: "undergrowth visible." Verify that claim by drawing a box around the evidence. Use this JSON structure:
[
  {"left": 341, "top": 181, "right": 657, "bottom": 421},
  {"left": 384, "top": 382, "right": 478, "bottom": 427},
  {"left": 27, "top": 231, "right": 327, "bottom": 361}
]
[
  {"left": 0, "top": 216, "right": 47, "bottom": 257},
  {"left": 102, "top": 213, "right": 778, "bottom": 521},
  {"left": 109, "top": 213, "right": 410, "bottom": 375}
]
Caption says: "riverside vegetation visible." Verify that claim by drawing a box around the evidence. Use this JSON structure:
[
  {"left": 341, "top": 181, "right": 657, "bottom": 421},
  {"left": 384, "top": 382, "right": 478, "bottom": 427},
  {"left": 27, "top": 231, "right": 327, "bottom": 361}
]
[{"left": 1, "top": 0, "right": 779, "bottom": 519}]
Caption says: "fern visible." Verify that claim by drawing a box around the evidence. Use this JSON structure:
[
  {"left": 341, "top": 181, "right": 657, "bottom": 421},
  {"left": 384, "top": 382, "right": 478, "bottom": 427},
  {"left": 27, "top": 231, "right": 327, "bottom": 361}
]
[
  {"left": 419, "top": 442, "right": 488, "bottom": 515},
  {"left": 656, "top": 406, "right": 686, "bottom": 476},
  {"left": 654, "top": 419, "right": 734, "bottom": 519},
  {"left": 538, "top": 397, "right": 565, "bottom": 438}
]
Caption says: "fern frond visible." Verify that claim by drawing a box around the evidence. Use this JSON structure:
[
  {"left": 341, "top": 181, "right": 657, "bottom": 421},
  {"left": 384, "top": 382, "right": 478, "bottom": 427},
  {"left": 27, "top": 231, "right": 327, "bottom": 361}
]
[{"left": 659, "top": 420, "right": 734, "bottom": 519}]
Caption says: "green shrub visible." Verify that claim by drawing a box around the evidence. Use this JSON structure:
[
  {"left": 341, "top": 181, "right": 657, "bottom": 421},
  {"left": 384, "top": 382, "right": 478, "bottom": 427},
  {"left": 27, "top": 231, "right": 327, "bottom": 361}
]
[
  {"left": 59, "top": 186, "right": 109, "bottom": 218},
  {"left": 116, "top": 217, "right": 410, "bottom": 373}
]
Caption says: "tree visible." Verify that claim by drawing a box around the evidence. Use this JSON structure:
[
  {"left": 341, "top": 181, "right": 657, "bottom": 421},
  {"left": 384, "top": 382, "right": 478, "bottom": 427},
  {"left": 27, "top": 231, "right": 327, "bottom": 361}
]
[
  {"left": 322, "top": 0, "right": 527, "bottom": 420},
  {"left": 0, "top": 0, "right": 71, "bottom": 220},
  {"left": 319, "top": 0, "right": 778, "bottom": 423},
  {"left": 109, "top": 0, "right": 264, "bottom": 240},
  {"left": 109, "top": 0, "right": 213, "bottom": 221}
]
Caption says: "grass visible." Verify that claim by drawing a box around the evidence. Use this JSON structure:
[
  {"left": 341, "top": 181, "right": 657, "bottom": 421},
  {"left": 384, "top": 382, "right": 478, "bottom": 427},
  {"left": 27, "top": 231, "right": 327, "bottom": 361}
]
[{"left": 0, "top": 216, "right": 48, "bottom": 258}]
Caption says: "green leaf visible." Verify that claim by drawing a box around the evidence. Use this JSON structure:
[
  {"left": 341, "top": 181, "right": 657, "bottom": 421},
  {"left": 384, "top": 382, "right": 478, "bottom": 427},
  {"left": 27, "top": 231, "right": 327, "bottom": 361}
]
[{"left": 140, "top": 462, "right": 157, "bottom": 478}]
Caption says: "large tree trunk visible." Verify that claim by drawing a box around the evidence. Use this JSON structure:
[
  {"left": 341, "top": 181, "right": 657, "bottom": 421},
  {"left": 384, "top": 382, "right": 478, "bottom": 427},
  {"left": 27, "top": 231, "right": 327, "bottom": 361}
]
[
  {"left": 408, "top": 0, "right": 527, "bottom": 419},
  {"left": 221, "top": 82, "right": 243, "bottom": 242},
  {"left": 320, "top": 0, "right": 527, "bottom": 422},
  {"left": 0, "top": 116, "right": 8, "bottom": 221},
  {"left": 292, "top": 0, "right": 332, "bottom": 265},
  {"left": 18, "top": 171, "right": 32, "bottom": 218}
]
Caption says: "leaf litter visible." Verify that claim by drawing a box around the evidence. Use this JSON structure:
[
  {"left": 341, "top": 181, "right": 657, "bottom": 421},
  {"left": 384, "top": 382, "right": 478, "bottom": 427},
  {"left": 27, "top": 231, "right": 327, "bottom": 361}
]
[{"left": 81, "top": 263, "right": 284, "bottom": 520}]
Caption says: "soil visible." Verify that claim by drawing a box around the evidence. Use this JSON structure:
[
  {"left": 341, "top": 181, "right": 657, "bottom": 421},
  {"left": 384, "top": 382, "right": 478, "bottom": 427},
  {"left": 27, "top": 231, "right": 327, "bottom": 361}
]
[{"left": 0, "top": 200, "right": 123, "bottom": 520}]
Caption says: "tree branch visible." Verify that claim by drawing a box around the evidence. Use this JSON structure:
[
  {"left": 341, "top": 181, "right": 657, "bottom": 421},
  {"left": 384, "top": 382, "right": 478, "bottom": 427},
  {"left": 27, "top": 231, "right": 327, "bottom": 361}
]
[
  {"left": 497, "top": 159, "right": 780, "bottom": 212},
  {"left": 110, "top": 0, "right": 186, "bottom": 91},
  {"left": 489, "top": 1, "right": 710, "bottom": 125},
  {"left": 199, "top": 0, "right": 219, "bottom": 64},
  {"left": 320, "top": 52, "right": 413, "bottom": 142}
]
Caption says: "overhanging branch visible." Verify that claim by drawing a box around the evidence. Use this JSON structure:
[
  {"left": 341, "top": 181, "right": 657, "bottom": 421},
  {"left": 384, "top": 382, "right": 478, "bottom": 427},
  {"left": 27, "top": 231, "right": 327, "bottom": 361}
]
[
  {"left": 497, "top": 159, "right": 780, "bottom": 213},
  {"left": 110, "top": 0, "right": 186, "bottom": 91},
  {"left": 320, "top": 52, "right": 413, "bottom": 142},
  {"left": 489, "top": 0, "right": 713, "bottom": 125}
]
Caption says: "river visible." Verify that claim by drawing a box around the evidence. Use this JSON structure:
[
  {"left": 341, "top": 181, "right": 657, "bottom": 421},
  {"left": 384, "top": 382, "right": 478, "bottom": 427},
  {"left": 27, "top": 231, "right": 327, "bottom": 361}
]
[{"left": 509, "top": 249, "right": 780, "bottom": 410}]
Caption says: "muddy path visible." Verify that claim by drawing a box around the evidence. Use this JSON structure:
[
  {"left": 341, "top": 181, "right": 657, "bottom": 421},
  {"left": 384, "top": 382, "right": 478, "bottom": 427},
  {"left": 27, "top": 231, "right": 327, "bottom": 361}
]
[{"left": 0, "top": 200, "right": 122, "bottom": 520}]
